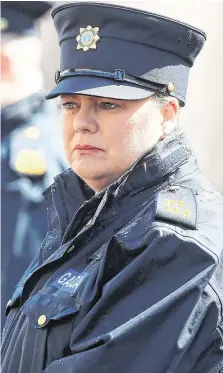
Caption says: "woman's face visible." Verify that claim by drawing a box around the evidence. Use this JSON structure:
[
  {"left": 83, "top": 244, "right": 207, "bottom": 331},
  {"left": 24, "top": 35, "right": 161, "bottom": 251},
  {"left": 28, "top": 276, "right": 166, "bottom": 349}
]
[{"left": 60, "top": 94, "right": 164, "bottom": 192}]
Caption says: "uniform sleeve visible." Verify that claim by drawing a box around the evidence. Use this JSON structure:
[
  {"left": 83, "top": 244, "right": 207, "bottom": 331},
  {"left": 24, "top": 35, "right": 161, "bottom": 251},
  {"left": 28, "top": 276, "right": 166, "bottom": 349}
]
[{"left": 41, "top": 225, "right": 223, "bottom": 373}]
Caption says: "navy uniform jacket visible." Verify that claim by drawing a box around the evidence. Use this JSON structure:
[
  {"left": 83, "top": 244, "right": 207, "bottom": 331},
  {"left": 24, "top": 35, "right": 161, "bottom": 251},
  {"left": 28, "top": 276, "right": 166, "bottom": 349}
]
[
  {"left": 1, "top": 130, "right": 223, "bottom": 373},
  {"left": 1, "top": 93, "right": 67, "bottom": 329}
]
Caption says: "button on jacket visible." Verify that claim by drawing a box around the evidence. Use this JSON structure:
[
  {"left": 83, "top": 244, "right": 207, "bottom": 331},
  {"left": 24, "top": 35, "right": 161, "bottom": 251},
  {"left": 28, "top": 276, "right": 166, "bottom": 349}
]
[{"left": 2, "top": 130, "right": 223, "bottom": 373}]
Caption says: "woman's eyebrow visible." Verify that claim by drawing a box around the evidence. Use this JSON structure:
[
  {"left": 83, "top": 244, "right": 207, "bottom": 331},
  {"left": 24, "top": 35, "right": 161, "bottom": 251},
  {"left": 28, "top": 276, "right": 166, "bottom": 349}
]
[{"left": 61, "top": 95, "right": 79, "bottom": 100}]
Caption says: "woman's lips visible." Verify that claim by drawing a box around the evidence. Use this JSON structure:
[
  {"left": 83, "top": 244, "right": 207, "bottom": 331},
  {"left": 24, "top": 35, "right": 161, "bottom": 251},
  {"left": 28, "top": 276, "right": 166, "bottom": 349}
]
[{"left": 73, "top": 144, "right": 103, "bottom": 154}]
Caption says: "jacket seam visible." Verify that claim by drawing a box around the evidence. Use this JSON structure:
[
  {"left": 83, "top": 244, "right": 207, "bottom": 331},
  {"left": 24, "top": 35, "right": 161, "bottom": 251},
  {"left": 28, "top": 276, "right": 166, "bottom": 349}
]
[
  {"left": 154, "top": 222, "right": 222, "bottom": 318},
  {"left": 208, "top": 282, "right": 223, "bottom": 320},
  {"left": 153, "top": 221, "right": 220, "bottom": 264}
]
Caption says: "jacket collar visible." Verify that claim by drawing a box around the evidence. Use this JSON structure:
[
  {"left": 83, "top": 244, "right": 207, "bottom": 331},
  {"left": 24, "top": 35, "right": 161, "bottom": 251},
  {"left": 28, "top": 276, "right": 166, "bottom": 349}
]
[
  {"left": 111, "top": 128, "right": 192, "bottom": 198},
  {"left": 45, "top": 128, "right": 192, "bottom": 237},
  {"left": 54, "top": 128, "right": 192, "bottom": 201}
]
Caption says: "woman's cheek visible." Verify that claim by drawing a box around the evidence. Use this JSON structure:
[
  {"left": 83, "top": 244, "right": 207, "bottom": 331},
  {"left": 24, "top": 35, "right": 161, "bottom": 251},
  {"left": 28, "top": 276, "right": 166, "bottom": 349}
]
[{"left": 61, "top": 130, "right": 72, "bottom": 162}]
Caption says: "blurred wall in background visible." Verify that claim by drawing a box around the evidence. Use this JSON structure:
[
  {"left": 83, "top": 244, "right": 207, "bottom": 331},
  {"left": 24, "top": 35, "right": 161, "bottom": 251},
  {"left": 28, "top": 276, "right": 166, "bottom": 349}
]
[{"left": 39, "top": 0, "right": 223, "bottom": 193}]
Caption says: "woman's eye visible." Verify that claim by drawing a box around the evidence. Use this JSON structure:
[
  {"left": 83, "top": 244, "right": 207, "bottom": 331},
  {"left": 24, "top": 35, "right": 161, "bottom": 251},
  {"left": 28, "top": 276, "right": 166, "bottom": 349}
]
[
  {"left": 98, "top": 102, "right": 119, "bottom": 110},
  {"left": 62, "top": 102, "right": 78, "bottom": 110}
]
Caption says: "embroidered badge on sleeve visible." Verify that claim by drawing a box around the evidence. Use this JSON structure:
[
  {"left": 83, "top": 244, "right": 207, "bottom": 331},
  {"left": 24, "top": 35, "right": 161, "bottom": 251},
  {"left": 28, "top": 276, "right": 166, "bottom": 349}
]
[{"left": 156, "top": 186, "right": 197, "bottom": 229}]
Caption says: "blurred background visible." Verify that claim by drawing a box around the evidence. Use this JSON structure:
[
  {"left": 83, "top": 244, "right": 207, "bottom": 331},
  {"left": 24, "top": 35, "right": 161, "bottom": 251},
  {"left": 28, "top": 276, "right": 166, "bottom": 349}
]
[
  {"left": 1, "top": 0, "right": 223, "bottom": 329},
  {"left": 1, "top": 1, "right": 67, "bottom": 329}
]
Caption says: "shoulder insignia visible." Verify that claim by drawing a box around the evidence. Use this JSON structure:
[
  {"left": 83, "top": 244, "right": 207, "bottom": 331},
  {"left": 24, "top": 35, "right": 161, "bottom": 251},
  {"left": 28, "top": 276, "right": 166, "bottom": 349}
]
[{"left": 155, "top": 185, "right": 197, "bottom": 229}]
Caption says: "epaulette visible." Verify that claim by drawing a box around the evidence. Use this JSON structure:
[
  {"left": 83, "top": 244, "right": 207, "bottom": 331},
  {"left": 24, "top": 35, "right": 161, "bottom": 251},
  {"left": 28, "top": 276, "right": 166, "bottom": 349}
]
[{"left": 155, "top": 185, "right": 197, "bottom": 229}]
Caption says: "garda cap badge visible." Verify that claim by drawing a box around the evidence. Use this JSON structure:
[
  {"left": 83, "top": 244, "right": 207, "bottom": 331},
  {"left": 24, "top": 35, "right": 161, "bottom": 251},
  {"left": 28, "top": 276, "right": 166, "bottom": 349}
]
[{"left": 76, "top": 25, "right": 100, "bottom": 51}]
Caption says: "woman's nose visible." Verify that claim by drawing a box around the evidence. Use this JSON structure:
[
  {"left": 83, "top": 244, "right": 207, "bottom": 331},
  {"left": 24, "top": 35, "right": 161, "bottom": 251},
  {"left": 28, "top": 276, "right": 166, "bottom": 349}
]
[{"left": 72, "top": 104, "right": 98, "bottom": 133}]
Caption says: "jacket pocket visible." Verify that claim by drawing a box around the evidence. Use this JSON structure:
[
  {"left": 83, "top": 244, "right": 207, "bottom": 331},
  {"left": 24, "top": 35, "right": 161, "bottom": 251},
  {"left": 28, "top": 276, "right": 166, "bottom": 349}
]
[
  {"left": 20, "top": 289, "right": 81, "bottom": 329},
  {"left": 20, "top": 246, "right": 106, "bottom": 329}
]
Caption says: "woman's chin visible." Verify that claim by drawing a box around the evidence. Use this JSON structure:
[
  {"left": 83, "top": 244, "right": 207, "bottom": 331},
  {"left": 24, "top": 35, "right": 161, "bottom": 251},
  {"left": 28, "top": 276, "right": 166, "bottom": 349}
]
[
  {"left": 71, "top": 161, "right": 107, "bottom": 181},
  {"left": 70, "top": 157, "right": 127, "bottom": 188}
]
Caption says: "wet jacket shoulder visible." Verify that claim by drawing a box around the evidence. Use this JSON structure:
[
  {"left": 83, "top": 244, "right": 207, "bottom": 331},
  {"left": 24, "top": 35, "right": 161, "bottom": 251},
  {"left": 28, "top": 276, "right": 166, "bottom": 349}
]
[{"left": 2, "top": 130, "right": 223, "bottom": 373}]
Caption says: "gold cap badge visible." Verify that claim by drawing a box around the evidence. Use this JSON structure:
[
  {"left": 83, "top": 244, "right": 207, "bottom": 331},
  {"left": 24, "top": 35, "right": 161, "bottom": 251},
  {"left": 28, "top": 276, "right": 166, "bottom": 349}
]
[{"left": 76, "top": 25, "right": 100, "bottom": 52}]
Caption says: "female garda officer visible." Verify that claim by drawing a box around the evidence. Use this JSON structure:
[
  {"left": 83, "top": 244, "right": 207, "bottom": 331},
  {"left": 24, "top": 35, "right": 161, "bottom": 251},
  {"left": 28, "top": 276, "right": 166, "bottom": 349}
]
[{"left": 2, "top": 2, "right": 223, "bottom": 373}]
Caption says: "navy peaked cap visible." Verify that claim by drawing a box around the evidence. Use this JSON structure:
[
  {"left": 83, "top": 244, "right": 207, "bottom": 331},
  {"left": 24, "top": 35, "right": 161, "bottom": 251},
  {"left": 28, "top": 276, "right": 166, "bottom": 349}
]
[
  {"left": 1, "top": 1, "right": 52, "bottom": 35},
  {"left": 45, "top": 2, "right": 206, "bottom": 105}
]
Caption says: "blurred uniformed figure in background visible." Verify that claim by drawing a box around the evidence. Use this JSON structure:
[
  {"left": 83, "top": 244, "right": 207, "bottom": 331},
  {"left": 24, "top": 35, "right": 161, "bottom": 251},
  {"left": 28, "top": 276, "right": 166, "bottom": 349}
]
[{"left": 1, "top": 1, "right": 67, "bottom": 329}]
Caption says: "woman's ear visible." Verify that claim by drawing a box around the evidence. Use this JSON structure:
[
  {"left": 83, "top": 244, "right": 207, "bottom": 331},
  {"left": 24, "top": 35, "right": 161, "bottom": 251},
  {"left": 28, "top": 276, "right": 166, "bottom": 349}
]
[{"left": 160, "top": 99, "right": 179, "bottom": 139}]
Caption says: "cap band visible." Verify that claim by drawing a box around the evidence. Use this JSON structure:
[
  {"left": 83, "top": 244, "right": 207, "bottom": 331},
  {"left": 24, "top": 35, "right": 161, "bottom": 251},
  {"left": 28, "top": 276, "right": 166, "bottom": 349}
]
[{"left": 55, "top": 68, "right": 169, "bottom": 92}]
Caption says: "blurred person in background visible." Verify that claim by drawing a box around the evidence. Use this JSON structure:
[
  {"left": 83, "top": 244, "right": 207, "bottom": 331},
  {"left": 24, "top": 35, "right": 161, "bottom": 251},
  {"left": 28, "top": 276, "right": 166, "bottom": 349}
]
[{"left": 1, "top": 1, "right": 68, "bottom": 329}]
